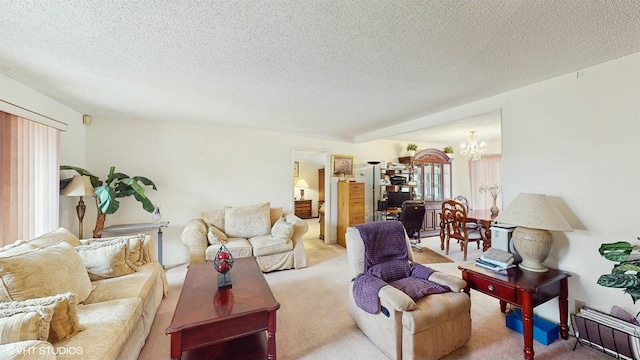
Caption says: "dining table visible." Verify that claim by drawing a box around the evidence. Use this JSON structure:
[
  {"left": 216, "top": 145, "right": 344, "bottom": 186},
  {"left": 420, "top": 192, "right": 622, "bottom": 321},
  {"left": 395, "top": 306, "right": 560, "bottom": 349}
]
[{"left": 439, "top": 209, "right": 497, "bottom": 252}]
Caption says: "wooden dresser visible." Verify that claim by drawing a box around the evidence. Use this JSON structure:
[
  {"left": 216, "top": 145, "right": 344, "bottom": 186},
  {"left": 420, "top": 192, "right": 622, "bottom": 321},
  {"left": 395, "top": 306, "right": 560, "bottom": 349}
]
[
  {"left": 294, "top": 200, "right": 312, "bottom": 219},
  {"left": 337, "top": 181, "right": 364, "bottom": 247}
]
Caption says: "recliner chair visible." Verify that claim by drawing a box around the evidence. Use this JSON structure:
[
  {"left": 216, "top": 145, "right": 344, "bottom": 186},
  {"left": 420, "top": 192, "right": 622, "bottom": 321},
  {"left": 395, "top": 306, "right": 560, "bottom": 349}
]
[
  {"left": 346, "top": 222, "right": 472, "bottom": 360},
  {"left": 398, "top": 200, "right": 426, "bottom": 252}
]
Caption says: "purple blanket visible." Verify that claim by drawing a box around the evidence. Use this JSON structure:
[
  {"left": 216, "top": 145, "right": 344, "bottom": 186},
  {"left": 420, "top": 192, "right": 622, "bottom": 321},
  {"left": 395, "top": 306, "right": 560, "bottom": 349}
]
[{"left": 352, "top": 221, "right": 451, "bottom": 314}]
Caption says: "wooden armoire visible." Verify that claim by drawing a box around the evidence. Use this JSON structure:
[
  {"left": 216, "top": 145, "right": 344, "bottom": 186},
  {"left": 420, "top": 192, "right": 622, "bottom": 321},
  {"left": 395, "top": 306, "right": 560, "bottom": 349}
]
[{"left": 399, "top": 148, "right": 453, "bottom": 236}]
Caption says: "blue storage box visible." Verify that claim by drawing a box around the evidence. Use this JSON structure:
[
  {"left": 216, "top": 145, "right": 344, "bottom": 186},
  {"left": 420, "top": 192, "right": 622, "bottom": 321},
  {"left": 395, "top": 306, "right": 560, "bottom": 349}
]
[{"left": 505, "top": 309, "right": 559, "bottom": 345}]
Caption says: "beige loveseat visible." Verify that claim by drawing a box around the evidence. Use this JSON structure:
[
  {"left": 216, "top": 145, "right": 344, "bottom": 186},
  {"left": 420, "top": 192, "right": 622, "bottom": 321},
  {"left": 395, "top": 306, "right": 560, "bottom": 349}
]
[
  {"left": 0, "top": 228, "right": 167, "bottom": 360},
  {"left": 181, "top": 202, "right": 308, "bottom": 272}
]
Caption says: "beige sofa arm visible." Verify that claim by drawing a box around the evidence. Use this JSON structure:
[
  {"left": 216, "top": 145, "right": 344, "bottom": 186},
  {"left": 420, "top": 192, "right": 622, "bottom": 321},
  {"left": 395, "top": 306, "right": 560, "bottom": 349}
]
[
  {"left": 379, "top": 285, "right": 417, "bottom": 311},
  {"left": 429, "top": 272, "right": 467, "bottom": 292},
  {"left": 284, "top": 213, "right": 309, "bottom": 269},
  {"left": 180, "top": 219, "right": 208, "bottom": 263}
]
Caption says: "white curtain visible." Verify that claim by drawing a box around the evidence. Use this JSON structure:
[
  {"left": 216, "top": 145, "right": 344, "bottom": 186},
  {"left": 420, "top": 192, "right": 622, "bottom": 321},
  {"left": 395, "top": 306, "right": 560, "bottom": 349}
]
[
  {"left": 0, "top": 112, "right": 60, "bottom": 245},
  {"left": 469, "top": 154, "right": 502, "bottom": 210}
]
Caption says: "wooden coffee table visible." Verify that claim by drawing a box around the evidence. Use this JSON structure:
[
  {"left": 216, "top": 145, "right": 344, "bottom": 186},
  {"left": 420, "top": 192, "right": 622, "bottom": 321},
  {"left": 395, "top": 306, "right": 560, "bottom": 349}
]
[{"left": 166, "top": 257, "right": 280, "bottom": 360}]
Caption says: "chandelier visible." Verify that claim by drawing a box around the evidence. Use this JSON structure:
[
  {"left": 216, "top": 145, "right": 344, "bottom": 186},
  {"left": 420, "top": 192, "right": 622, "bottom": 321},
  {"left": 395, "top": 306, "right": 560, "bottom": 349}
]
[{"left": 460, "top": 131, "right": 486, "bottom": 161}]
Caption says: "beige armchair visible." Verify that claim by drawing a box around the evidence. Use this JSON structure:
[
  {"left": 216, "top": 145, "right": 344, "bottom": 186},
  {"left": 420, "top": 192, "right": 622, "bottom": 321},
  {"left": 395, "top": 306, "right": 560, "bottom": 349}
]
[{"left": 346, "top": 222, "right": 471, "bottom": 360}]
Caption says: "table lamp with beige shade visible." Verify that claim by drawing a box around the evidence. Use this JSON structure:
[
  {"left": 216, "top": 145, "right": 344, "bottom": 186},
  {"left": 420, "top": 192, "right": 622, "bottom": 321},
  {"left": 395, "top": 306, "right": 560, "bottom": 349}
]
[
  {"left": 295, "top": 178, "right": 309, "bottom": 200},
  {"left": 61, "top": 175, "right": 96, "bottom": 239},
  {"left": 494, "top": 193, "right": 573, "bottom": 272}
]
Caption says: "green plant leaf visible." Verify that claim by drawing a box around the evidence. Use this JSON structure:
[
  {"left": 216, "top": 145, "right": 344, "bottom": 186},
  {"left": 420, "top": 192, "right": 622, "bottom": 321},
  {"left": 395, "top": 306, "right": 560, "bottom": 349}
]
[
  {"left": 597, "top": 273, "right": 640, "bottom": 288},
  {"left": 599, "top": 241, "right": 633, "bottom": 261},
  {"left": 613, "top": 261, "right": 640, "bottom": 273},
  {"left": 95, "top": 186, "right": 119, "bottom": 214}
]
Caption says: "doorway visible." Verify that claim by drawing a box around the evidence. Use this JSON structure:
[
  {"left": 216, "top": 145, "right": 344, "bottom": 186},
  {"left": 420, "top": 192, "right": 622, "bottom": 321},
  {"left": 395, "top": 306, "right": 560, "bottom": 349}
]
[{"left": 292, "top": 149, "right": 330, "bottom": 244}]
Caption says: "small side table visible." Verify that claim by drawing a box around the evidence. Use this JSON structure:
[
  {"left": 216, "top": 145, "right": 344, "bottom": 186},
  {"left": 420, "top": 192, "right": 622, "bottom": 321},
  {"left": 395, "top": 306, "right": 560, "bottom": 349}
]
[
  {"left": 100, "top": 221, "right": 169, "bottom": 267},
  {"left": 458, "top": 264, "right": 571, "bottom": 360},
  {"left": 294, "top": 200, "right": 312, "bottom": 219}
]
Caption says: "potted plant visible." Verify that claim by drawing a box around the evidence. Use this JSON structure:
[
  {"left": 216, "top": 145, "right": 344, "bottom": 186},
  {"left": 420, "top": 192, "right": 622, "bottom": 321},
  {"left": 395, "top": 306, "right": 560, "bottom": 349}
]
[
  {"left": 443, "top": 146, "right": 454, "bottom": 158},
  {"left": 60, "top": 165, "right": 157, "bottom": 237},
  {"left": 406, "top": 143, "right": 418, "bottom": 156},
  {"left": 597, "top": 239, "right": 640, "bottom": 304}
]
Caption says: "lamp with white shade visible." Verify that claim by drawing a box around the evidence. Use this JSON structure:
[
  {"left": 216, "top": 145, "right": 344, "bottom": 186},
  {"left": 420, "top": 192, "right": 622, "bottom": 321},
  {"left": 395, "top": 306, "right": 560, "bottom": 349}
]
[
  {"left": 295, "top": 178, "right": 309, "bottom": 200},
  {"left": 61, "top": 175, "right": 96, "bottom": 239},
  {"left": 494, "top": 193, "right": 573, "bottom": 272}
]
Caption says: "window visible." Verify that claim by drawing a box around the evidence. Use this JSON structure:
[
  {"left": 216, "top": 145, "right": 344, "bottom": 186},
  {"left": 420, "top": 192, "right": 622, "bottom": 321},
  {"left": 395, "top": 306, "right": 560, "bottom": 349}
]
[{"left": 0, "top": 111, "right": 60, "bottom": 244}]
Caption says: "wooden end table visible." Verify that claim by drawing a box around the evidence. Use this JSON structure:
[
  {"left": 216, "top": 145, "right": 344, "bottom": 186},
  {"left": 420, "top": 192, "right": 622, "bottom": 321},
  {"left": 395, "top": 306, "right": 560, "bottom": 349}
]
[
  {"left": 458, "top": 264, "right": 571, "bottom": 360},
  {"left": 166, "top": 257, "right": 280, "bottom": 360}
]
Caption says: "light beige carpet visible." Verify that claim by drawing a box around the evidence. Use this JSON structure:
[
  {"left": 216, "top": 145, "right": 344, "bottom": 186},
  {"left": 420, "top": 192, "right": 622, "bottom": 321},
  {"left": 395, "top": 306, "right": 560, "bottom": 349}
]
[{"left": 139, "top": 220, "right": 608, "bottom": 360}]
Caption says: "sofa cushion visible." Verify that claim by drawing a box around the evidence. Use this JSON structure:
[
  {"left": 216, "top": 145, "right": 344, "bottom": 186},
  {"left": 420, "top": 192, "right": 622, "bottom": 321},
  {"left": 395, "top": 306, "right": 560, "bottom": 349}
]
[
  {"left": 0, "top": 306, "right": 53, "bottom": 343},
  {"left": 206, "top": 238, "right": 253, "bottom": 260},
  {"left": 224, "top": 202, "right": 271, "bottom": 238},
  {"left": 207, "top": 225, "right": 228, "bottom": 245},
  {"left": 249, "top": 236, "right": 293, "bottom": 257},
  {"left": 76, "top": 239, "right": 138, "bottom": 281},
  {"left": 270, "top": 207, "right": 283, "bottom": 225},
  {"left": 83, "top": 263, "right": 162, "bottom": 305},
  {"left": 202, "top": 209, "right": 225, "bottom": 231},
  {"left": 0, "top": 241, "right": 93, "bottom": 303},
  {"left": 28, "top": 228, "right": 82, "bottom": 248},
  {"left": 57, "top": 298, "right": 142, "bottom": 360},
  {"left": 0, "top": 292, "right": 82, "bottom": 343}
]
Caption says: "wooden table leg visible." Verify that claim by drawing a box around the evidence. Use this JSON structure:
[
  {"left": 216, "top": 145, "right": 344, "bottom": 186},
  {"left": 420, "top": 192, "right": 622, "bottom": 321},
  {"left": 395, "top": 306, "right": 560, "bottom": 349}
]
[
  {"left": 267, "top": 310, "right": 277, "bottom": 360},
  {"left": 522, "top": 291, "right": 535, "bottom": 360},
  {"left": 559, "top": 277, "right": 569, "bottom": 339},
  {"left": 481, "top": 220, "right": 492, "bottom": 251},
  {"left": 169, "top": 332, "right": 182, "bottom": 360}
]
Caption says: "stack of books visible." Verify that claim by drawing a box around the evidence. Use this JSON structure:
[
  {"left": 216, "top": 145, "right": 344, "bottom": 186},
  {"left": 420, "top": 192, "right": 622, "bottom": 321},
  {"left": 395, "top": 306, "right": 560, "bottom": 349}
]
[{"left": 475, "top": 248, "right": 515, "bottom": 271}]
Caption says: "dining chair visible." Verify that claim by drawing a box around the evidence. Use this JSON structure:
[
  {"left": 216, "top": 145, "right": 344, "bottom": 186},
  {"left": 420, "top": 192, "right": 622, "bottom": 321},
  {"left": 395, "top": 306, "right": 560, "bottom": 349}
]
[
  {"left": 441, "top": 200, "right": 484, "bottom": 261},
  {"left": 453, "top": 195, "right": 481, "bottom": 231}
]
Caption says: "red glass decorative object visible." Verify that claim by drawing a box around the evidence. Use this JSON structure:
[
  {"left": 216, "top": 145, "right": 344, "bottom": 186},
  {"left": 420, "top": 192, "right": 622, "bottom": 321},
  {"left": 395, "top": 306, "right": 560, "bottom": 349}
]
[{"left": 213, "top": 244, "right": 234, "bottom": 288}]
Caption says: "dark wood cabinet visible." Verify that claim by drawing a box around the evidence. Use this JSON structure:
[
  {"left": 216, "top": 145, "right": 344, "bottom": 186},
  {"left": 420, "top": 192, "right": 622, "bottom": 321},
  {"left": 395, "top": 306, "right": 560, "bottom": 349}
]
[
  {"left": 399, "top": 148, "right": 453, "bottom": 236},
  {"left": 294, "top": 200, "right": 312, "bottom": 219}
]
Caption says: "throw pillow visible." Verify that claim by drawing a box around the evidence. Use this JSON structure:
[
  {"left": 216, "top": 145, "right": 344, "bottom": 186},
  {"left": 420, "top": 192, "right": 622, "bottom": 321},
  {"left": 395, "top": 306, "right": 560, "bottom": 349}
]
[
  {"left": 271, "top": 217, "right": 294, "bottom": 242},
  {"left": 0, "top": 306, "right": 54, "bottom": 344},
  {"left": 202, "top": 209, "right": 225, "bottom": 231},
  {"left": 0, "top": 241, "right": 35, "bottom": 258},
  {"left": 224, "top": 202, "right": 271, "bottom": 238},
  {"left": 207, "top": 225, "right": 228, "bottom": 245},
  {"left": 0, "top": 241, "right": 93, "bottom": 303},
  {"left": 83, "top": 235, "right": 146, "bottom": 267},
  {"left": 76, "top": 239, "right": 138, "bottom": 280},
  {"left": 0, "top": 292, "right": 82, "bottom": 343},
  {"left": 28, "top": 227, "right": 82, "bottom": 248}
]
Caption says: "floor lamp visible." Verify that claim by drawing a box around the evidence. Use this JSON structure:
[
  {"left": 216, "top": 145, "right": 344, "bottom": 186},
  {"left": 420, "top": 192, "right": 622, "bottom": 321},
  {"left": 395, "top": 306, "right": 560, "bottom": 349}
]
[
  {"left": 367, "top": 161, "right": 380, "bottom": 221},
  {"left": 61, "top": 175, "right": 96, "bottom": 239}
]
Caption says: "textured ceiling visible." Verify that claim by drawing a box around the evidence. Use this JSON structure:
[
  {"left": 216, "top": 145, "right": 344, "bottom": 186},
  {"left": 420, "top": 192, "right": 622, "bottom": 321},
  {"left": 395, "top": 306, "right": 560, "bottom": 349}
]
[{"left": 1, "top": 1, "right": 639, "bottom": 142}]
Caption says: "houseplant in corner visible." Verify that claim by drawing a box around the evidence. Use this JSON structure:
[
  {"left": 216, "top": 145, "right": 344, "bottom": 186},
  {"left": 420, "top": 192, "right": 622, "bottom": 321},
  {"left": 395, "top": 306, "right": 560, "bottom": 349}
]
[
  {"left": 406, "top": 143, "right": 418, "bottom": 156},
  {"left": 60, "top": 165, "right": 157, "bottom": 237}
]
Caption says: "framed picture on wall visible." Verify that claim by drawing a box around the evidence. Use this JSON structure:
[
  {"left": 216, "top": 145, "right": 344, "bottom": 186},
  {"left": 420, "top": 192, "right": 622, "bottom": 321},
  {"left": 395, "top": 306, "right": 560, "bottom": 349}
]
[
  {"left": 331, "top": 155, "right": 355, "bottom": 177},
  {"left": 294, "top": 162, "right": 299, "bottom": 177}
]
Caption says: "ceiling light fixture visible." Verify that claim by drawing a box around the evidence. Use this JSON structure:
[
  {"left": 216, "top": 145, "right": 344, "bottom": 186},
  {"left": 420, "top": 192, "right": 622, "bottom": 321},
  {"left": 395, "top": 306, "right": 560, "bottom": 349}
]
[{"left": 460, "top": 130, "right": 487, "bottom": 161}]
